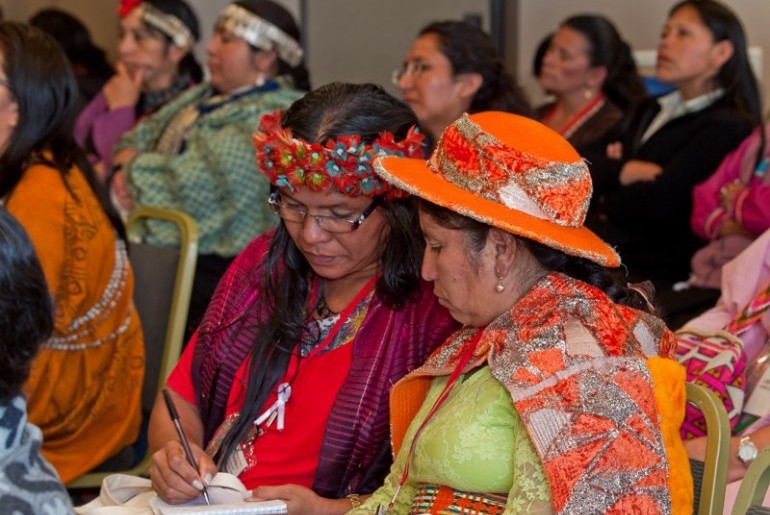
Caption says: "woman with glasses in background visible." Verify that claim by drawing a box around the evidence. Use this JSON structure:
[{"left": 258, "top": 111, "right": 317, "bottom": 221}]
[
  {"left": 393, "top": 20, "right": 531, "bottom": 149},
  {"left": 147, "top": 83, "right": 457, "bottom": 514}
]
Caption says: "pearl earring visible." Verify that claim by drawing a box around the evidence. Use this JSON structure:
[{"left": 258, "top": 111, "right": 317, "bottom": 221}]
[
  {"left": 495, "top": 276, "right": 505, "bottom": 293},
  {"left": 584, "top": 87, "right": 593, "bottom": 100}
]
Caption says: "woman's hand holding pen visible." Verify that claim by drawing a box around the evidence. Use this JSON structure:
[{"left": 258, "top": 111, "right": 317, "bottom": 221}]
[{"left": 150, "top": 439, "right": 218, "bottom": 504}]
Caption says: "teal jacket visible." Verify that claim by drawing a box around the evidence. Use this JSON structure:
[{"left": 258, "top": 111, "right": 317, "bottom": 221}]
[{"left": 117, "top": 79, "right": 305, "bottom": 256}]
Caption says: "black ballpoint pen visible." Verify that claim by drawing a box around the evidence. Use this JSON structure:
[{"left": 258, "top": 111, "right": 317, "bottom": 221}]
[{"left": 162, "top": 388, "right": 211, "bottom": 506}]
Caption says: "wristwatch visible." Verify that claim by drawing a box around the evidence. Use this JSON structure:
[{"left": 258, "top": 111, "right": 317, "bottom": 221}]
[{"left": 738, "top": 436, "right": 759, "bottom": 467}]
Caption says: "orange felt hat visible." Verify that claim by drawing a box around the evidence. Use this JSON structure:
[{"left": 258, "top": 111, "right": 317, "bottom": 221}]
[{"left": 373, "top": 112, "right": 621, "bottom": 267}]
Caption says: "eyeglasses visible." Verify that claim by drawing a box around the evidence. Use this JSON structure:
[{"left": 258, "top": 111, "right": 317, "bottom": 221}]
[
  {"left": 268, "top": 191, "right": 381, "bottom": 234},
  {"left": 391, "top": 60, "right": 433, "bottom": 85}
]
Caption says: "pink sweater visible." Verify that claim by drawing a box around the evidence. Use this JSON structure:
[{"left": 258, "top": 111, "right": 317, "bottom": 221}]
[{"left": 691, "top": 124, "right": 770, "bottom": 240}]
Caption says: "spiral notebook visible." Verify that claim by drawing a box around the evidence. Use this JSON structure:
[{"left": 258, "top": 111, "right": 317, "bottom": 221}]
[
  {"left": 149, "top": 473, "right": 287, "bottom": 515},
  {"left": 153, "top": 500, "right": 287, "bottom": 515}
]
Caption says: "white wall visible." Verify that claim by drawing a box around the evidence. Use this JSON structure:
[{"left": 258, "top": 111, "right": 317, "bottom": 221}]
[
  {"left": 2, "top": 0, "right": 121, "bottom": 63},
  {"left": 305, "top": 0, "right": 491, "bottom": 93}
]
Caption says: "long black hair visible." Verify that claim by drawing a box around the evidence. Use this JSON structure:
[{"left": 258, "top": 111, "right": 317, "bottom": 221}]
[
  {"left": 419, "top": 200, "right": 654, "bottom": 313},
  {"left": 669, "top": 0, "right": 762, "bottom": 131},
  {"left": 561, "top": 14, "right": 647, "bottom": 110},
  {"left": 143, "top": 0, "right": 203, "bottom": 83},
  {"left": 0, "top": 22, "right": 125, "bottom": 240},
  {"left": 235, "top": 0, "right": 311, "bottom": 91},
  {"left": 0, "top": 208, "right": 54, "bottom": 402},
  {"left": 214, "top": 82, "right": 421, "bottom": 466},
  {"left": 419, "top": 20, "right": 531, "bottom": 116}
]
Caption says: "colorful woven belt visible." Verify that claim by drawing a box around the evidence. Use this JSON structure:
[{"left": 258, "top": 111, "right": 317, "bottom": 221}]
[{"left": 409, "top": 484, "right": 507, "bottom": 514}]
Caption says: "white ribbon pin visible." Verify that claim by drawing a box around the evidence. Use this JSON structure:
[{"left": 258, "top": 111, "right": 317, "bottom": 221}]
[{"left": 254, "top": 382, "right": 292, "bottom": 431}]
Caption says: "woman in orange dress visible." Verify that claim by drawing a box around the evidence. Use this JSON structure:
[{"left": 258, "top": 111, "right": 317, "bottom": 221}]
[{"left": 0, "top": 22, "right": 144, "bottom": 483}]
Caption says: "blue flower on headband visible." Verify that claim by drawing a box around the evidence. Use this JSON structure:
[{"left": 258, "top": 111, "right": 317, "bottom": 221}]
[{"left": 326, "top": 161, "right": 342, "bottom": 176}]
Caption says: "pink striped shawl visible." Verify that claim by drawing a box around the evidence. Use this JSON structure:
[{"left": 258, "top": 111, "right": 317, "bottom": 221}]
[{"left": 191, "top": 232, "right": 458, "bottom": 496}]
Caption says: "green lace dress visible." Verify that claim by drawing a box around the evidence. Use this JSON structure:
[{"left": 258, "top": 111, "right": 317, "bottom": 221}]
[{"left": 352, "top": 366, "right": 552, "bottom": 514}]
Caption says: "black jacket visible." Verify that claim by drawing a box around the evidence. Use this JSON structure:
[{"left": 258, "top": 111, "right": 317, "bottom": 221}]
[{"left": 587, "top": 95, "right": 754, "bottom": 282}]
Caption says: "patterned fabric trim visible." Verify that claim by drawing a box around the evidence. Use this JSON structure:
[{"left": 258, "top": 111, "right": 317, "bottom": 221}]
[
  {"left": 726, "top": 279, "right": 770, "bottom": 336},
  {"left": 489, "top": 273, "right": 672, "bottom": 514},
  {"left": 409, "top": 484, "right": 507, "bottom": 515},
  {"left": 43, "top": 239, "right": 133, "bottom": 350},
  {"left": 428, "top": 115, "right": 591, "bottom": 228}
]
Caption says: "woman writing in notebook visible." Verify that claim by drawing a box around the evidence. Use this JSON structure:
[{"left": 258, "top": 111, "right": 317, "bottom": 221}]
[{"left": 147, "top": 83, "right": 457, "bottom": 514}]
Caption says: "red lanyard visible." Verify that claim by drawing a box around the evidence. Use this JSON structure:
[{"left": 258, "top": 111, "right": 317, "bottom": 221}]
[
  {"left": 542, "top": 93, "right": 606, "bottom": 138},
  {"left": 254, "top": 275, "right": 379, "bottom": 431},
  {"left": 386, "top": 329, "right": 484, "bottom": 511}
]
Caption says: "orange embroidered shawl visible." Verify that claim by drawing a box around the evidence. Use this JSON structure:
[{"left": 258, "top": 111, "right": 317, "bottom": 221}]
[
  {"left": 390, "top": 273, "right": 692, "bottom": 514},
  {"left": 7, "top": 163, "right": 144, "bottom": 483}
]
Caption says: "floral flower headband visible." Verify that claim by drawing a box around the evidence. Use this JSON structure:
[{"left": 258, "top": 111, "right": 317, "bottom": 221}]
[
  {"left": 253, "top": 111, "right": 425, "bottom": 199},
  {"left": 119, "top": 0, "right": 194, "bottom": 47}
]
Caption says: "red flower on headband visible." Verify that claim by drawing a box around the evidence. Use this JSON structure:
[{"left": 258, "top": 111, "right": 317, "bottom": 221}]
[
  {"left": 118, "top": 0, "right": 142, "bottom": 17},
  {"left": 253, "top": 110, "right": 425, "bottom": 198},
  {"left": 258, "top": 110, "right": 283, "bottom": 133}
]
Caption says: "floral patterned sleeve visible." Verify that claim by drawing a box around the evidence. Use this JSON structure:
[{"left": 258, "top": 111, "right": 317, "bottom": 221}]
[{"left": 505, "top": 411, "right": 553, "bottom": 514}]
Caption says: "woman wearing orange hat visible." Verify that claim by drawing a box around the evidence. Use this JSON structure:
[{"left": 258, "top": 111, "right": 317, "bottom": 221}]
[{"left": 349, "top": 112, "right": 693, "bottom": 514}]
